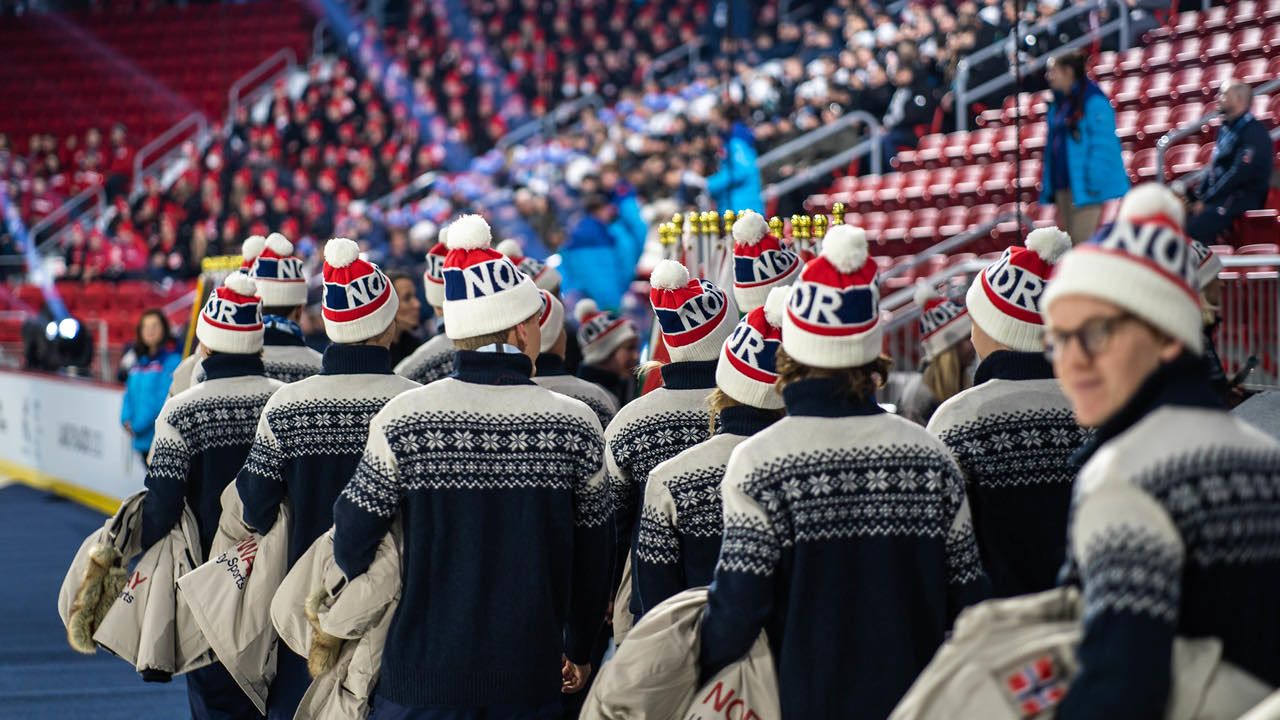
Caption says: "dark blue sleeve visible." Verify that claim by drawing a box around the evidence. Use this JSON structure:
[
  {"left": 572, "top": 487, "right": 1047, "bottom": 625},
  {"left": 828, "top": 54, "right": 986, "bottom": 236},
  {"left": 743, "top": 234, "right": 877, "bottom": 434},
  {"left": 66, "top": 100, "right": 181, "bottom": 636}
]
[
  {"left": 634, "top": 481, "right": 685, "bottom": 616},
  {"left": 139, "top": 436, "right": 190, "bottom": 550},
  {"left": 236, "top": 415, "right": 285, "bottom": 534},
  {"left": 697, "top": 474, "right": 779, "bottom": 682},
  {"left": 332, "top": 427, "right": 401, "bottom": 579},
  {"left": 565, "top": 435, "right": 615, "bottom": 664}
]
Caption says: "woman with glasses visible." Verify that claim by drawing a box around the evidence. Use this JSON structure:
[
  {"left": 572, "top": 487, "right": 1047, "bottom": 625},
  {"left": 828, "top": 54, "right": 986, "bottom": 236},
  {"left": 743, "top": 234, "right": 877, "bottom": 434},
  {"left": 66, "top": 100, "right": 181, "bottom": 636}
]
[{"left": 1040, "top": 194, "right": 1280, "bottom": 718}]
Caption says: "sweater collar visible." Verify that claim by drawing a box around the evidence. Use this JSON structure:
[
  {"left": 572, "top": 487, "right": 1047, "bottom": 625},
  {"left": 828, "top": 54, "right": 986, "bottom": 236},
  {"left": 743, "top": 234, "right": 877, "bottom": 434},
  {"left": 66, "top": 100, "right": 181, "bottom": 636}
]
[
  {"left": 975, "top": 350, "right": 1056, "bottom": 384},
  {"left": 1071, "top": 353, "right": 1223, "bottom": 466},
  {"left": 321, "top": 344, "right": 393, "bottom": 375},
  {"left": 718, "top": 405, "right": 780, "bottom": 436},
  {"left": 660, "top": 360, "right": 719, "bottom": 390},
  {"left": 535, "top": 353, "right": 569, "bottom": 377},
  {"left": 451, "top": 349, "right": 535, "bottom": 386},
  {"left": 202, "top": 353, "right": 265, "bottom": 380},
  {"left": 783, "top": 377, "right": 885, "bottom": 418}
]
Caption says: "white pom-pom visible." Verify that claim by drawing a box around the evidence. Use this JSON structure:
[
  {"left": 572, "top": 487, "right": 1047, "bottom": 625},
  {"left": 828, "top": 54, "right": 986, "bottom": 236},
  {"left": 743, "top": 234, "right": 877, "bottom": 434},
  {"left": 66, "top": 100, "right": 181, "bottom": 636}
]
[
  {"left": 447, "top": 214, "right": 491, "bottom": 250},
  {"left": 241, "top": 235, "right": 266, "bottom": 261},
  {"left": 763, "top": 286, "right": 790, "bottom": 327},
  {"left": 650, "top": 259, "right": 690, "bottom": 291},
  {"left": 1118, "top": 182, "right": 1185, "bottom": 228},
  {"left": 821, "top": 225, "right": 869, "bottom": 274},
  {"left": 914, "top": 280, "right": 941, "bottom": 309},
  {"left": 732, "top": 210, "right": 769, "bottom": 246},
  {"left": 324, "top": 238, "right": 361, "bottom": 268},
  {"left": 496, "top": 239, "right": 523, "bottom": 258},
  {"left": 574, "top": 298, "right": 599, "bottom": 323},
  {"left": 409, "top": 220, "right": 436, "bottom": 244},
  {"left": 265, "top": 232, "right": 294, "bottom": 257},
  {"left": 1025, "top": 227, "right": 1072, "bottom": 264},
  {"left": 224, "top": 271, "right": 257, "bottom": 297}
]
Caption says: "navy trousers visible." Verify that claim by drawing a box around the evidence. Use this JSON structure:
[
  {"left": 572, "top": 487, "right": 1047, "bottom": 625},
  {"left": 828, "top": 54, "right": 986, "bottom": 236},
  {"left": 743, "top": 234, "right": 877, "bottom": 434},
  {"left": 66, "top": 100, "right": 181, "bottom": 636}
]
[
  {"left": 267, "top": 647, "right": 311, "bottom": 720},
  {"left": 368, "top": 696, "right": 562, "bottom": 720},
  {"left": 187, "top": 661, "right": 263, "bottom": 720}
]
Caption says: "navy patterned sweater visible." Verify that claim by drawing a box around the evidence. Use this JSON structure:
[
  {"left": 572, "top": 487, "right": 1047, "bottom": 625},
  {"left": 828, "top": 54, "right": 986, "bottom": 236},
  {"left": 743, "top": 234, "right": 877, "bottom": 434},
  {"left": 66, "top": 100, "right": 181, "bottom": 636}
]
[
  {"left": 236, "top": 345, "right": 419, "bottom": 566},
  {"left": 603, "top": 359, "right": 718, "bottom": 614},
  {"left": 927, "top": 351, "right": 1089, "bottom": 596},
  {"left": 699, "top": 377, "right": 990, "bottom": 719},
  {"left": 140, "top": 354, "right": 283, "bottom": 554},
  {"left": 392, "top": 332, "right": 455, "bottom": 385},
  {"left": 1058, "top": 355, "right": 1280, "bottom": 719},
  {"left": 634, "top": 405, "right": 778, "bottom": 614},
  {"left": 331, "top": 350, "right": 613, "bottom": 709}
]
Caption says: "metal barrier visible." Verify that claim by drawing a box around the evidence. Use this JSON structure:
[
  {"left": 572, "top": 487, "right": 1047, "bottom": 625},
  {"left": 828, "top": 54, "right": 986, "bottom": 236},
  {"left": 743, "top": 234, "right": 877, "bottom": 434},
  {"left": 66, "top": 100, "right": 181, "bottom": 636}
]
[
  {"left": 371, "top": 171, "right": 438, "bottom": 211},
  {"left": 643, "top": 39, "right": 704, "bottom": 83},
  {"left": 227, "top": 47, "right": 298, "bottom": 125},
  {"left": 1155, "top": 77, "right": 1280, "bottom": 181},
  {"left": 495, "top": 93, "right": 604, "bottom": 151},
  {"left": 761, "top": 127, "right": 882, "bottom": 202},
  {"left": 880, "top": 253, "right": 1280, "bottom": 386},
  {"left": 131, "top": 112, "right": 209, "bottom": 197},
  {"left": 955, "top": 0, "right": 1130, "bottom": 132},
  {"left": 28, "top": 186, "right": 107, "bottom": 252},
  {"left": 755, "top": 110, "right": 882, "bottom": 171},
  {"left": 1217, "top": 254, "right": 1280, "bottom": 388}
]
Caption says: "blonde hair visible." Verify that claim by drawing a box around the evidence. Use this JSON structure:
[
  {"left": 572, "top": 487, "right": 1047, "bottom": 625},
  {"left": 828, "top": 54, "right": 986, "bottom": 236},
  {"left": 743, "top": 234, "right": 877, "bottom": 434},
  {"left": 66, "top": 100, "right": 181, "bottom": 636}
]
[
  {"left": 453, "top": 328, "right": 512, "bottom": 351},
  {"left": 704, "top": 387, "right": 786, "bottom": 435},
  {"left": 922, "top": 344, "right": 972, "bottom": 405},
  {"left": 774, "top": 347, "right": 893, "bottom": 402}
]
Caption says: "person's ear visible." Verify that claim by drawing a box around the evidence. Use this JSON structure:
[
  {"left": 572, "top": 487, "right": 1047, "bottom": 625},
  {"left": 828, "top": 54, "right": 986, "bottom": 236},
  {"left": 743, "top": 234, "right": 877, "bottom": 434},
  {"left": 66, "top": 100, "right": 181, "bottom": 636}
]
[
  {"left": 1158, "top": 337, "right": 1184, "bottom": 363},
  {"left": 510, "top": 321, "right": 527, "bottom": 352}
]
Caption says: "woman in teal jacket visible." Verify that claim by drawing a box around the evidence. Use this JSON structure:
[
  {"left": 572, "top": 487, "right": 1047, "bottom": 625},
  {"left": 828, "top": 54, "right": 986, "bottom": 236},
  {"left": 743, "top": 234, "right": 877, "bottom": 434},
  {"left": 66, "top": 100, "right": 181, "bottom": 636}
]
[
  {"left": 120, "top": 309, "right": 182, "bottom": 463},
  {"left": 1040, "top": 50, "right": 1129, "bottom": 244}
]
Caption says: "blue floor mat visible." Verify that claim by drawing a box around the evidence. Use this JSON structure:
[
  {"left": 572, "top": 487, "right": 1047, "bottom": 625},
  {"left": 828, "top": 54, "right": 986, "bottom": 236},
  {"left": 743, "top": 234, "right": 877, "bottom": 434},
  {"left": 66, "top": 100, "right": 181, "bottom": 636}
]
[{"left": 0, "top": 484, "right": 188, "bottom": 719}]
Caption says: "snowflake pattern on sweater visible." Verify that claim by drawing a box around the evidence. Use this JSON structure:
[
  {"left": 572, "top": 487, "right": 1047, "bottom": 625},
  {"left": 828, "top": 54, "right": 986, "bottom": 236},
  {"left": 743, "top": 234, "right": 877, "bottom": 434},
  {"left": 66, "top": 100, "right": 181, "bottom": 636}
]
[
  {"left": 928, "top": 372, "right": 1089, "bottom": 596},
  {"left": 534, "top": 373, "right": 620, "bottom": 430},
  {"left": 393, "top": 333, "right": 455, "bottom": 385},
  {"left": 1059, "top": 405, "right": 1280, "bottom": 718}
]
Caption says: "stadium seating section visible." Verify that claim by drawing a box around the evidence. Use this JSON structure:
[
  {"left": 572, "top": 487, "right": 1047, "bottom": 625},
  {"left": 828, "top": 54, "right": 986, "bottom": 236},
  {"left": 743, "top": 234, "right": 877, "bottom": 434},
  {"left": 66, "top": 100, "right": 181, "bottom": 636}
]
[
  {"left": 0, "top": 1, "right": 309, "bottom": 143},
  {"left": 805, "top": 1, "right": 1280, "bottom": 269}
]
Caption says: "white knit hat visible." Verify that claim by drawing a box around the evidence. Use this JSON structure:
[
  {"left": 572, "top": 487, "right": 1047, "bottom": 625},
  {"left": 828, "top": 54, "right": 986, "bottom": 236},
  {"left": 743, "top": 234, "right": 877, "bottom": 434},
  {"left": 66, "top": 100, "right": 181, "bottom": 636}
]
[
  {"left": 966, "top": 227, "right": 1071, "bottom": 353},
  {"left": 537, "top": 289, "right": 565, "bottom": 354},
  {"left": 717, "top": 286, "right": 787, "bottom": 409},
  {"left": 423, "top": 238, "right": 449, "bottom": 309},
  {"left": 497, "top": 239, "right": 564, "bottom": 293},
  {"left": 781, "top": 225, "right": 883, "bottom": 368},
  {"left": 731, "top": 210, "right": 801, "bottom": 311},
  {"left": 1188, "top": 239, "right": 1223, "bottom": 290},
  {"left": 649, "top": 260, "right": 738, "bottom": 363},
  {"left": 575, "top": 299, "right": 638, "bottom": 366},
  {"left": 248, "top": 232, "right": 308, "bottom": 307},
  {"left": 1043, "top": 194, "right": 1204, "bottom": 353},
  {"left": 442, "top": 214, "right": 543, "bottom": 340},
  {"left": 240, "top": 234, "right": 266, "bottom": 270},
  {"left": 916, "top": 282, "right": 972, "bottom": 361},
  {"left": 321, "top": 238, "right": 400, "bottom": 343},
  {"left": 196, "top": 272, "right": 264, "bottom": 354}
]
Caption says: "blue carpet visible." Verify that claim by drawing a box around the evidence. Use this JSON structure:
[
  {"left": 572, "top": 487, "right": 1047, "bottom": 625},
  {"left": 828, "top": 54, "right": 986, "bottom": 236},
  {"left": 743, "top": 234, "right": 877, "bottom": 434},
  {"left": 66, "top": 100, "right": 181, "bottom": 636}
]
[{"left": 0, "top": 484, "right": 188, "bottom": 719}]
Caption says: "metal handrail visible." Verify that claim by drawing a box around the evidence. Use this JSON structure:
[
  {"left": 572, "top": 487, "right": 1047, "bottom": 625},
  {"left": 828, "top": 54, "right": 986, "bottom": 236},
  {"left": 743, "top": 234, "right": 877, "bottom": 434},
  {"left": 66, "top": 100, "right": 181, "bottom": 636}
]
[
  {"left": 761, "top": 119, "right": 883, "bottom": 202},
  {"left": 496, "top": 93, "right": 604, "bottom": 151},
  {"left": 756, "top": 110, "right": 881, "bottom": 169},
  {"left": 880, "top": 211, "right": 1031, "bottom": 282},
  {"left": 371, "top": 171, "right": 438, "bottom": 211},
  {"left": 1155, "top": 77, "right": 1280, "bottom": 181},
  {"left": 29, "top": 186, "right": 106, "bottom": 252},
  {"left": 131, "top": 112, "right": 209, "bottom": 196},
  {"left": 884, "top": 258, "right": 991, "bottom": 328},
  {"left": 955, "top": 0, "right": 1129, "bottom": 131},
  {"left": 643, "top": 39, "right": 704, "bottom": 82},
  {"left": 227, "top": 48, "right": 298, "bottom": 125}
]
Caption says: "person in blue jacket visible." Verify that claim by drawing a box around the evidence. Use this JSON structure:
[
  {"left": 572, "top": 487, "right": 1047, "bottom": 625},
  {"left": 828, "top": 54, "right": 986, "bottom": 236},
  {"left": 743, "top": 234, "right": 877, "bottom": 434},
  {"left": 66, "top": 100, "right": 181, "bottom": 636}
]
[
  {"left": 1040, "top": 49, "right": 1129, "bottom": 244},
  {"left": 1187, "top": 82, "right": 1274, "bottom": 243},
  {"left": 706, "top": 113, "right": 765, "bottom": 215},
  {"left": 120, "top": 309, "right": 181, "bottom": 464},
  {"left": 558, "top": 194, "right": 632, "bottom": 311}
]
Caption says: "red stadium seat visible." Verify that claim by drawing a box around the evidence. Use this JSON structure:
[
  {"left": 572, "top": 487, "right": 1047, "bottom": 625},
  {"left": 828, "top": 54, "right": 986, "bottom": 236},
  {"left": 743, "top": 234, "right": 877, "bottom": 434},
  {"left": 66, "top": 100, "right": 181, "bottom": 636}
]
[
  {"left": 1166, "top": 144, "right": 1203, "bottom": 178},
  {"left": 898, "top": 170, "right": 934, "bottom": 209},
  {"left": 924, "top": 167, "right": 958, "bottom": 207},
  {"left": 1114, "top": 110, "right": 1141, "bottom": 146},
  {"left": 951, "top": 165, "right": 986, "bottom": 203},
  {"left": 1230, "top": 27, "right": 1266, "bottom": 59},
  {"left": 1114, "top": 48, "right": 1146, "bottom": 77},
  {"left": 913, "top": 134, "right": 948, "bottom": 168},
  {"left": 1136, "top": 107, "right": 1173, "bottom": 145},
  {"left": 1131, "top": 148, "right": 1159, "bottom": 183},
  {"left": 1233, "top": 214, "right": 1280, "bottom": 247},
  {"left": 1112, "top": 76, "right": 1145, "bottom": 108},
  {"left": 1199, "top": 32, "right": 1234, "bottom": 63}
]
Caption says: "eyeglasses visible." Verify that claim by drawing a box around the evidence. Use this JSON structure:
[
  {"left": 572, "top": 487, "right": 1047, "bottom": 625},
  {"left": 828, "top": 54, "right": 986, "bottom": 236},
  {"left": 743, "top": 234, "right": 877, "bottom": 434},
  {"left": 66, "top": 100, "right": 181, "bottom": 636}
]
[{"left": 1044, "top": 313, "right": 1139, "bottom": 363}]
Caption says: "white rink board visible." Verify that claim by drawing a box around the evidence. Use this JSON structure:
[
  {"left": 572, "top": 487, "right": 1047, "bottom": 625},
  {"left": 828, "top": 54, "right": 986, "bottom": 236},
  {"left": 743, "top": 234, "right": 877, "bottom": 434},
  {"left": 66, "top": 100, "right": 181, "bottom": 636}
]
[{"left": 0, "top": 369, "right": 146, "bottom": 501}]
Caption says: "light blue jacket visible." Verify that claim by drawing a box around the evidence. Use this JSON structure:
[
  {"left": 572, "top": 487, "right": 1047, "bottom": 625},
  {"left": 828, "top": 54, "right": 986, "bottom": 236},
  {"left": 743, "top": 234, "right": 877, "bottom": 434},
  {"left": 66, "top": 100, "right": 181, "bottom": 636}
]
[
  {"left": 121, "top": 344, "right": 182, "bottom": 454},
  {"left": 707, "top": 126, "right": 765, "bottom": 214},
  {"left": 1040, "top": 91, "right": 1129, "bottom": 207}
]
